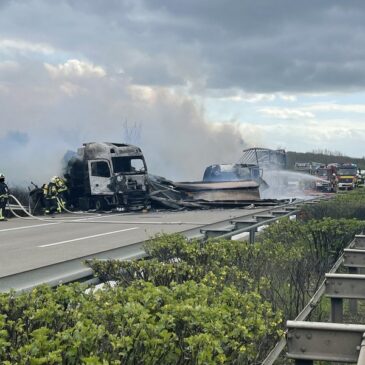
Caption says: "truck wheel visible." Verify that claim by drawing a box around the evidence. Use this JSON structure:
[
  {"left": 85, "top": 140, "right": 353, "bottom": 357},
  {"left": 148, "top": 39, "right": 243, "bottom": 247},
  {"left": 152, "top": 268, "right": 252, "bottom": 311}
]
[{"left": 95, "top": 198, "right": 106, "bottom": 211}]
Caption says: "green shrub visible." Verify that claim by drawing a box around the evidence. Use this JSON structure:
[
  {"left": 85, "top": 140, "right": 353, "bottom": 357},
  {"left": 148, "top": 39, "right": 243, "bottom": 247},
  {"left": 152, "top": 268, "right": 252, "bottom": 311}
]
[
  {"left": 2, "top": 192, "right": 364, "bottom": 364},
  {"left": 0, "top": 281, "right": 281, "bottom": 364},
  {"left": 301, "top": 189, "right": 365, "bottom": 220}
]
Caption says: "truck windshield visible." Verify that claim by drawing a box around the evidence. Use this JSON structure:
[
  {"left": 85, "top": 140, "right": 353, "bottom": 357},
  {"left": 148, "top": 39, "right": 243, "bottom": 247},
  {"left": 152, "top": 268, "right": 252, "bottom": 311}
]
[
  {"left": 337, "top": 168, "right": 357, "bottom": 176},
  {"left": 112, "top": 157, "right": 146, "bottom": 174},
  {"left": 316, "top": 169, "right": 328, "bottom": 177}
]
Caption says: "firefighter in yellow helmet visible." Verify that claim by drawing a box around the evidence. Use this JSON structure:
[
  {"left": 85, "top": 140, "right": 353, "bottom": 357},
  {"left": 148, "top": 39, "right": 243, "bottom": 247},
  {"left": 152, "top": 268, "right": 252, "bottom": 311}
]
[
  {"left": 0, "top": 173, "right": 9, "bottom": 221},
  {"left": 43, "top": 177, "right": 61, "bottom": 214},
  {"left": 53, "top": 176, "right": 68, "bottom": 210}
]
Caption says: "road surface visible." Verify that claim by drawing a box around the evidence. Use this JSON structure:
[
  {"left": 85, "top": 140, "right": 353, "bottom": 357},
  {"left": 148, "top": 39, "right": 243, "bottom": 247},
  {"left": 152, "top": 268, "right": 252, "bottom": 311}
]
[{"left": 0, "top": 207, "right": 269, "bottom": 277}]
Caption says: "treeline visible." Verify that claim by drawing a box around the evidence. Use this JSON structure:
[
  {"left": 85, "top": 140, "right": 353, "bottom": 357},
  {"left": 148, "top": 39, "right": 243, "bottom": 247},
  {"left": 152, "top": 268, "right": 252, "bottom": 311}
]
[
  {"left": 1, "top": 191, "right": 365, "bottom": 364},
  {"left": 287, "top": 150, "right": 365, "bottom": 169}
]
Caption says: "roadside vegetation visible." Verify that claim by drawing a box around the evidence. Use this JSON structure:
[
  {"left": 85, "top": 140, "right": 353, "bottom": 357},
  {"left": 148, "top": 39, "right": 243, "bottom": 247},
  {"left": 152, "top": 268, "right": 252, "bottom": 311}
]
[
  {"left": 1, "top": 190, "right": 365, "bottom": 364},
  {"left": 287, "top": 150, "right": 365, "bottom": 169}
]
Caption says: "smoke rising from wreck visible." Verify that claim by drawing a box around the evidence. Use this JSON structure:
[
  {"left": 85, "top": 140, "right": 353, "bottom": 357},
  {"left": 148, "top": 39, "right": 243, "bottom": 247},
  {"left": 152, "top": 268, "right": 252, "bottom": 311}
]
[{"left": 1, "top": 86, "right": 249, "bottom": 187}]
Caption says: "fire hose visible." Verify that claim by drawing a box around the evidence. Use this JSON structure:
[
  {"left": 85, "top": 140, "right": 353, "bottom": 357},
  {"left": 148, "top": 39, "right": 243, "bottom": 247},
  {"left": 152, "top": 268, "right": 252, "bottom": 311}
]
[
  {"left": 6, "top": 195, "right": 203, "bottom": 226},
  {"left": 8, "top": 194, "right": 104, "bottom": 223}
]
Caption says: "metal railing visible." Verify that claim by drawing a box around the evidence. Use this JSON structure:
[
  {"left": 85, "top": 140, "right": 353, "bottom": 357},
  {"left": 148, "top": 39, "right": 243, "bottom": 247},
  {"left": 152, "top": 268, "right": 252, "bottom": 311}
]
[{"left": 265, "top": 234, "right": 365, "bottom": 365}]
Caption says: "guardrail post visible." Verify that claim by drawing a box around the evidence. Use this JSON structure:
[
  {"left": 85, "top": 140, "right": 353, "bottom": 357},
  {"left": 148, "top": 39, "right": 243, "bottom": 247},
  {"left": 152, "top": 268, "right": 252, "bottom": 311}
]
[
  {"left": 249, "top": 228, "right": 255, "bottom": 244},
  {"left": 331, "top": 298, "right": 343, "bottom": 323},
  {"left": 358, "top": 334, "right": 365, "bottom": 365},
  {"left": 349, "top": 267, "right": 359, "bottom": 315}
]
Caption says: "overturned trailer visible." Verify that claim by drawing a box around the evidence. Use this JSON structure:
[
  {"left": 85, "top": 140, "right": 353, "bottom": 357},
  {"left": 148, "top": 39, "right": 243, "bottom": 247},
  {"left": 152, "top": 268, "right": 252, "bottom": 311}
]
[
  {"left": 148, "top": 176, "right": 278, "bottom": 209},
  {"left": 175, "top": 180, "right": 260, "bottom": 202},
  {"left": 65, "top": 142, "right": 150, "bottom": 211}
]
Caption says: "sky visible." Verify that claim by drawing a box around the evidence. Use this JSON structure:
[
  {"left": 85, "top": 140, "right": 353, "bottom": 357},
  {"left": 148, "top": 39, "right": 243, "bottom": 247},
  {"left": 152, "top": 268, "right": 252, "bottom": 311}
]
[{"left": 1, "top": 0, "right": 365, "bottom": 184}]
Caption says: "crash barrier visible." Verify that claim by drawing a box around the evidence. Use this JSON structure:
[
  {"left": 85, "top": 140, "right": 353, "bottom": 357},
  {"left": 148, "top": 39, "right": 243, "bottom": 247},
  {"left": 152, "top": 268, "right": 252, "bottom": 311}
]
[
  {"left": 0, "top": 196, "right": 332, "bottom": 293},
  {"left": 212, "top": 210, "right": 298, "bottom": 243},
  {"left": 5, "top": 204, "right": 28, "bottom": 216},
  {"left": 287, "top": 321, "right": 365, "bottom": 364},
  {"left": 263, "top": 234, "right": 365, "bottom": 365}
]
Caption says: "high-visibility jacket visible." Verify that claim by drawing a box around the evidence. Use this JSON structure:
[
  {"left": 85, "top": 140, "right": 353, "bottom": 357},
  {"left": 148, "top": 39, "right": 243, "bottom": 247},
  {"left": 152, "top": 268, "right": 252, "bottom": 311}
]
[
  {"left": 44, "top": 183, "right": 58, "bottom": 199},
  {"left": 55, "top": 177, "right": 68, "bottom": 193},
  {"left": 0, "top": 182, "right": 9, "bottom": 200}
]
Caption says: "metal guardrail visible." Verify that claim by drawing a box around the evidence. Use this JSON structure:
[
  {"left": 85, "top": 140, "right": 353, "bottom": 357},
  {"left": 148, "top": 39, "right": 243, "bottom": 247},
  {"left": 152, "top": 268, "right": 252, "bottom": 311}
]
[
  {"left": 0, "top": 196, "right": 331, "bottom": 293},
  {"left": 0, "top": 241, "right": 146, "bottom": 292},
  {"left": 263, "top": 234, "right": 363, "bottom": 364},
  {"left": 203, "top": 197, "right": 333, "bottom": 242},
  {"left": 267, "top": 235, "right": 365, "bottom": 365},
  {"left": 215, "top": 209, "right": 298, "bottom": 242},
  {"left": 286, "top": 321, "right": 365, "bottom": 363},
  {"left": 6, "top": 204, "right": 26, "bottom": 212},
  {"left": 262, "top": 241, "right": 345, "bottom": 365}
]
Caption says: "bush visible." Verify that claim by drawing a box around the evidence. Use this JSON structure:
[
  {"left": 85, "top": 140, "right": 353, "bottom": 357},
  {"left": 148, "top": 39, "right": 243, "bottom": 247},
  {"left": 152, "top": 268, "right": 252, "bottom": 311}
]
[
  {"left": 0, "top": 282, "right": 281, "bottom": 364},
  {"left": 90, "top": 217, "right": 365, "bottom": 320},
  {"left": 256, "top": 217, "right": 365, "bottom": 318},
  {"left": 2, "top": 192, "right": 364, "bottom": 363},
  {"left": 301, "top": 189, "right": 365, "bottom": 220}
]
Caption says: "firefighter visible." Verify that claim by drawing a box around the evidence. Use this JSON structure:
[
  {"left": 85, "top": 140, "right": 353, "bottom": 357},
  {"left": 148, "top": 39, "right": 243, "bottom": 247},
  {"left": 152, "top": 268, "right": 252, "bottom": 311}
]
[
  {"left": 42, "top": 183, "right": 49, "bottom": 214},
  {"left": 0, "top": 173, "right": 9, "bottom": 221},
  {"left": 44, "top": 179, "right": 61, "bottom": 214},
  {"left": 53, "top": 176, "right": 68, "bottom": 209}
]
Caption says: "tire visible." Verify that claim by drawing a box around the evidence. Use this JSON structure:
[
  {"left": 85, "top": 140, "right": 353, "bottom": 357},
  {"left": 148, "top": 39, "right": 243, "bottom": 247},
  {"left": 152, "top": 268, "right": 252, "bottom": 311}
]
[{"left": 95, "top": 198, "right": 106, "bottom": 211}]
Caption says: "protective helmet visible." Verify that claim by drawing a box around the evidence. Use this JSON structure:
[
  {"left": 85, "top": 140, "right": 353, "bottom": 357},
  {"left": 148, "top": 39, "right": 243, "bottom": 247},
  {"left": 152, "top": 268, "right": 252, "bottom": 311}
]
[
  {"left": 51, "top": 176, "right": 58, "bottom": 184},
  {"left": 0, "top": 173, "right": 4, "bottom": 180}
]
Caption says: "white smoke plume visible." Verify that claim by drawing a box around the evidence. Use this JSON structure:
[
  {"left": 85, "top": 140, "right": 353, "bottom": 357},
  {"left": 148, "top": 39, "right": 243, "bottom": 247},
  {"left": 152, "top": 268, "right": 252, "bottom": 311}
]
[{"left": 0, "top": 62, "right": 251, "bottom": 187}]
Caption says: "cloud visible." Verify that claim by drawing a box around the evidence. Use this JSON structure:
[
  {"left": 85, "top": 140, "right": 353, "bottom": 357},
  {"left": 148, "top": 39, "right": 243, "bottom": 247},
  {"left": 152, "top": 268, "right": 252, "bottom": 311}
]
[
  {"left": 238, "top": 118, "right": 365, "bottom": 156},
  {"left": 213, "top": 90, "right": 276, "bottom": 103},
  {"left": 2, "top": 0, "right": 365, "bottom": 186},
  {"left": 258, "top": 103, "right": 365, "bottom": 121},
  {"left": 59, "top": 82, "right": 85, "bottom": 97},
  {"left": 0, "top": 37, "right": 55, "bottom": 55},
  {"left": 0, "top": 60, "right": 19, "bottom": 71},
  {"left": 259, "top": 107, "right": 315, "bottom": 119},
  {"left": 2, "top": 1, "right": 365, "bottom": 93},
  {"left": 45, "top": 59, "right": 106, "bottom": 78},
  {"left": 279, "top": 94, "right": 297, "bottom": 102},
  {"left": 307, "top": 103, "right": 365, "bottom": 114}
]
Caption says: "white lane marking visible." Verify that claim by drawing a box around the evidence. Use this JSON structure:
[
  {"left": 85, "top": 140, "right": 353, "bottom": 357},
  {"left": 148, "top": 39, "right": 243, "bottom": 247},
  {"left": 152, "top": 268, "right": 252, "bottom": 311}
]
[
  {"left": 0, "top": 213, "right": 125, "bottom": 233},
  {"left": 38, "top": 227, "right": 139, "bottom": 248},
  {"left": 63, "top": 220, "right": 205, "bottom": 225},
  {"left": 0, "top": 222, "right": 58, "bottom": 233},
  {"left": 59, "top": 213, "right": 125, "bottom": 222}
]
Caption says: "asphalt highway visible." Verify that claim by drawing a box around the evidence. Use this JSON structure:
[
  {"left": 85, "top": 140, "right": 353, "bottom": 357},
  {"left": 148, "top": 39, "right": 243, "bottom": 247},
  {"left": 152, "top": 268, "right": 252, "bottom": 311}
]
[{"left": 0, "top": 207, "right": 269, "bottom": 277}]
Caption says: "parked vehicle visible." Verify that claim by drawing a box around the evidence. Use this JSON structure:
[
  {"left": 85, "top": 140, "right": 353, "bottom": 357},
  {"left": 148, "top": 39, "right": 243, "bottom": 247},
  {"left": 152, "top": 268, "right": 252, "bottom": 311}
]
[
  {"left": 314, "top": 165, "right": 337, "bottom": 192},
  {"left": 336, "top": 163, "right": 358, "bottom": 190}
]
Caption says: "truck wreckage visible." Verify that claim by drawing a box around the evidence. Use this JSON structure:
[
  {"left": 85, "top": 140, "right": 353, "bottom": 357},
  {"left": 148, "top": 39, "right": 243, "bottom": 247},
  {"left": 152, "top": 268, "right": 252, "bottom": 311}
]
[
  {"left": 29, "top": 143, "right": 288, "bottom": 213},
  {"left": 64, "top": 142, "right": 150, "bottom": 211}
]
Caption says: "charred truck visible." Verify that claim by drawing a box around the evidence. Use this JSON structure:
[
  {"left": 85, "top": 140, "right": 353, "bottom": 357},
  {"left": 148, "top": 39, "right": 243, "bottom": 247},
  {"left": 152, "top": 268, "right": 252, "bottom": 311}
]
[{"left": 65, "top": 142, "right": 150, "bottom": 211}]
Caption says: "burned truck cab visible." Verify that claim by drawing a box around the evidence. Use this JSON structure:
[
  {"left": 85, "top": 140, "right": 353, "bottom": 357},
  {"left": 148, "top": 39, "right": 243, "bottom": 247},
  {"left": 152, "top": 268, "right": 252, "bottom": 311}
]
[{"left": 67, "top": 142, "right": 150, "bottom": 211}]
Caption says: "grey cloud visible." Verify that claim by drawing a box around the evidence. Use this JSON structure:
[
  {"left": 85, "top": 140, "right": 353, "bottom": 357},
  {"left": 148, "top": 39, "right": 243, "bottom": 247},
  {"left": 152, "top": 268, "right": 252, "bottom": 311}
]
[
  {"left": 2, "top": 0, "right": 365, "bottom": 186},
  {"left": 2, "top": 1, "right": 365, "bottom": 93}
]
